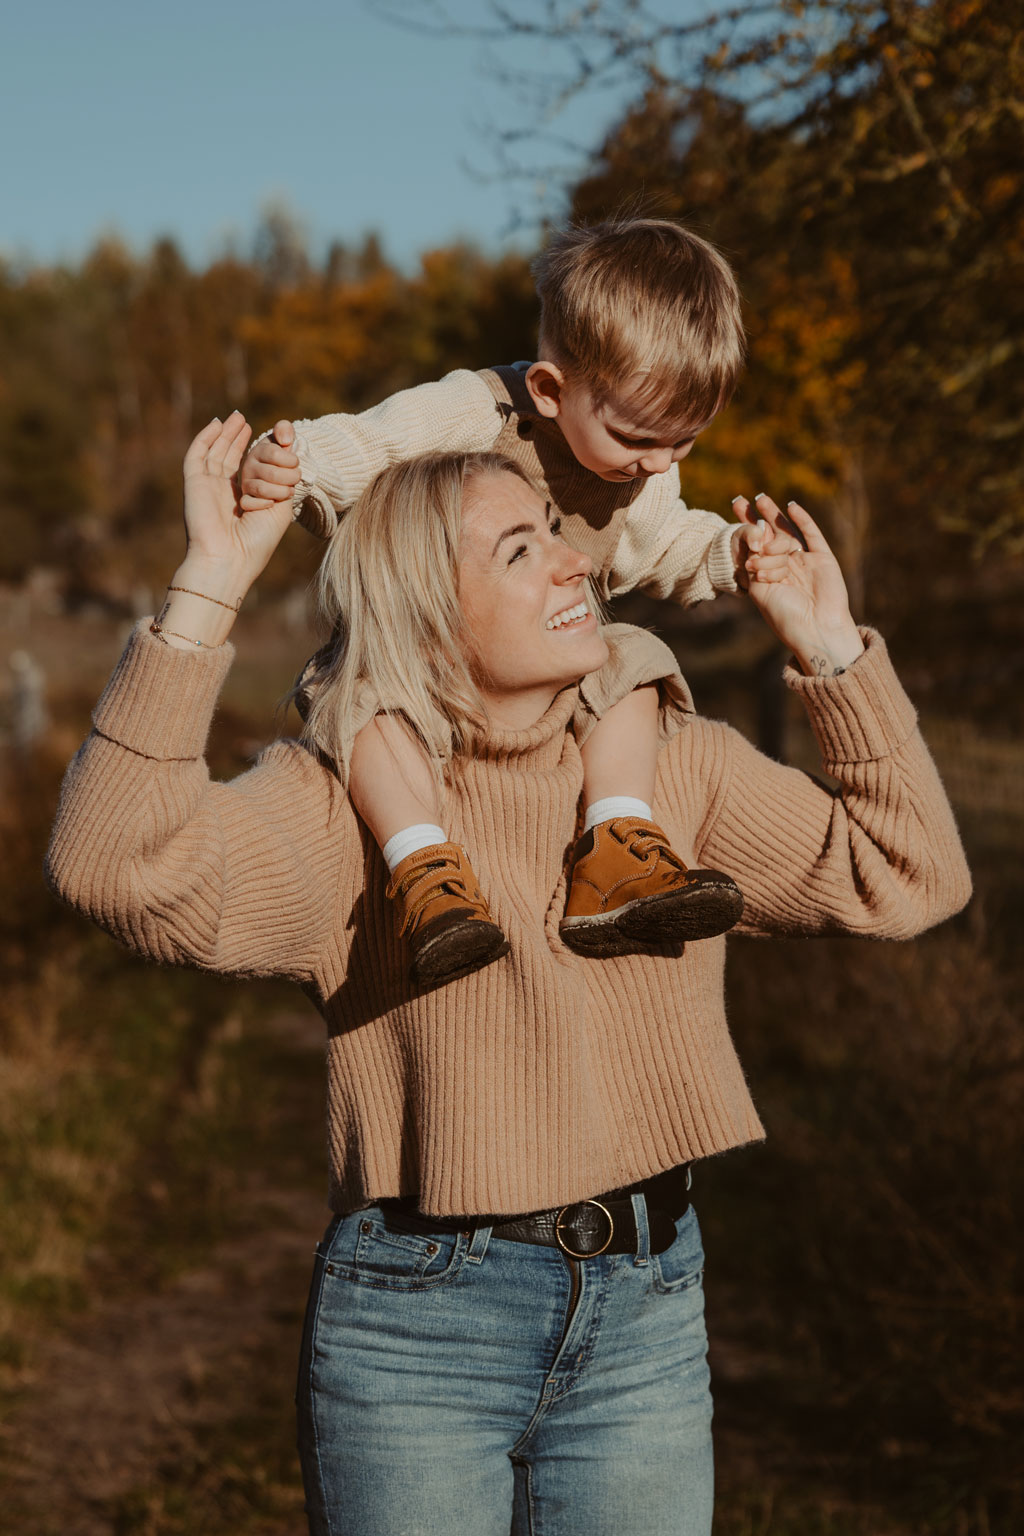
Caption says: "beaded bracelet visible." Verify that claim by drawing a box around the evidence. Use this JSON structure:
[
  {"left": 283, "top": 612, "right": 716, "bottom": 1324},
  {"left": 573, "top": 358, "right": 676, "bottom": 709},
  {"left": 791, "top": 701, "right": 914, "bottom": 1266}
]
[
  {"left": 150, "top": 619, "right": 206, "bottom": 648},
  {"left": 166, "top": 584, "right": 242, "bottom": 612}
]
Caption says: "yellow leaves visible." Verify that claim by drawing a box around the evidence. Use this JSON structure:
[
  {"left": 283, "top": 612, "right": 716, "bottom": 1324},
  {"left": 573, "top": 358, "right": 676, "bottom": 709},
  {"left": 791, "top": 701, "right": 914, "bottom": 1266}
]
[
  {"left": 681, "top": 252, "right": 866, "bottom": 515},
  {"left": 242, "top": 268, "right": 407, "bottom": 415},
  {"left": 948, "top": 0, "right": 986, "bottom": 31},
  {"left": 984, "top": 172, "right": 1020, "bottom": 209}
]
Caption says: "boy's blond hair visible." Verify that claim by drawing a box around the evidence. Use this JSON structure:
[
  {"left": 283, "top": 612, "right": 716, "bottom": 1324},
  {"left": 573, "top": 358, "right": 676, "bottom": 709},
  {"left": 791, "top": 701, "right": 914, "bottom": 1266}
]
[
  {"left": 301, "top": 451, "right": 535, "bottom": 783},
  {"left": 533, "top": 217, "right": 745, "bottom": 433}
]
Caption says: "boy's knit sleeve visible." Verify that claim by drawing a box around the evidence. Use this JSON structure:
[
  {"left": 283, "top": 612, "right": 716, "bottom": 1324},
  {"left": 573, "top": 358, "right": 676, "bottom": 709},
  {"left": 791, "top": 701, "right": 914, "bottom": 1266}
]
[
  {"left": 45, "top": 623, "right": 355, "bottom": 985},
  {"left": 655, "top": 630, "right": 972, "bottom": 939},
  {"left": 608, "top": 471, "right": 738, "bottom": 606},
  {"left": 284, "top": 369, "right": 502, "bottom": 535}
]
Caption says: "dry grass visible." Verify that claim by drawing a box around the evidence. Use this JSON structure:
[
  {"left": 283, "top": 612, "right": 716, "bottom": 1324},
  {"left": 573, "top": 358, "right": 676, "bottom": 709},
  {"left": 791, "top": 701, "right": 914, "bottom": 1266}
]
[{"left": 1, "top": 606, "right": 1021, "bottom": 1534}]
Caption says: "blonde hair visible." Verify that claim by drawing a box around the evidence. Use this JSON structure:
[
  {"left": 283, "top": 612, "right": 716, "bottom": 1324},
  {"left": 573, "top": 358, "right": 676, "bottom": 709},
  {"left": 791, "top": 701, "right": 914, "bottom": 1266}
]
[
  {"left": 533, "top": 217, "right": 745, "bottom": 433},
  {"left": 299, "top": 452, "right": 536, "bottom": 783}
]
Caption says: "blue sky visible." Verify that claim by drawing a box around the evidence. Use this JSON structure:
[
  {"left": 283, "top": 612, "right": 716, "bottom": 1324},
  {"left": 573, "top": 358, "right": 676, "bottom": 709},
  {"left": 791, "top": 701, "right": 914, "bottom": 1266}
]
[{"left": 1, "top": 0, "right": 652, "bottom": 270}]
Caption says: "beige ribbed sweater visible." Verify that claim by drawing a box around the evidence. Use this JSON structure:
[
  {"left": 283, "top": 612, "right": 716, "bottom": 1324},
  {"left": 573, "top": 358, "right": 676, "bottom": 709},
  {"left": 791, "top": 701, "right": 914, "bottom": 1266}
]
[{"left": 46, "top": 624, "right": 971, "bottom": 1218}]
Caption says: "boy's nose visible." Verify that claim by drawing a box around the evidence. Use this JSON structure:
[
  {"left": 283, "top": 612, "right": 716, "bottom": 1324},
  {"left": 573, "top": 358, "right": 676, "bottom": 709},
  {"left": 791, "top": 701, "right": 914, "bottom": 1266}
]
[{"left": 639, "top": 447, "right": 674, "bottom": 475}]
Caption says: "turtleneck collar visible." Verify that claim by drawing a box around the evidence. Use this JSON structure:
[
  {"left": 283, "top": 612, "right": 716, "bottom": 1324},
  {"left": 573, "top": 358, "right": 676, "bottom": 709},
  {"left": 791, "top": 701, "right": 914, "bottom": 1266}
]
[{"left": 465, "top": 685, "right": 580, "bottom": 770}]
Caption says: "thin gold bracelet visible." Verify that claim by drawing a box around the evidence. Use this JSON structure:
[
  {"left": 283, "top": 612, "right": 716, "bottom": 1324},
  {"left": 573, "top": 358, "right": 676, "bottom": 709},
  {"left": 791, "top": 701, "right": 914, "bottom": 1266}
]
[
  {"left": 166, "top": 584, "right": 241, "bottom": 612},
  {"left": 150, "top": 620, "right": 206, "bottom": 648}
]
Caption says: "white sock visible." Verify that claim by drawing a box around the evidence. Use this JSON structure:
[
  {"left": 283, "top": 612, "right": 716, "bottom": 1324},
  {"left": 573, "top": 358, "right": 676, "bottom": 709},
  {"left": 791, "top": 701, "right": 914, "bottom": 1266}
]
[
  {"left": 382, "top": 824, "right": 448, "bottom": 874},
  {"left": 583, "top": 797, "right": 653, "bottom": 835}
]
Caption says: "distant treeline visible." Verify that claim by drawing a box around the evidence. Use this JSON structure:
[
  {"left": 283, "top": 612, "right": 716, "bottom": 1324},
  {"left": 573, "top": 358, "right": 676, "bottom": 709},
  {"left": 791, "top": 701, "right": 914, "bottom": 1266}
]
[{"left": 0, "top": 0, "right": 1019, "bottom": 617}]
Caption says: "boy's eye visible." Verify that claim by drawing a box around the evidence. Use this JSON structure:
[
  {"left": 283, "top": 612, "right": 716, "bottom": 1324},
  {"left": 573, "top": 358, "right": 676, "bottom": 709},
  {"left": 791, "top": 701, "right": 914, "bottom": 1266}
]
[{"left": 550, "top": 517, "right": 563, "bottom": 537}]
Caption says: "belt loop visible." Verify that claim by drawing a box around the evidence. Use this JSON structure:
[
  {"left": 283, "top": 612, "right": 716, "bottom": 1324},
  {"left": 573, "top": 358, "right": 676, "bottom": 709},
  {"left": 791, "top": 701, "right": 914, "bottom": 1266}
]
[
  {"left": 631, "top": 1192, "right": 650, "bottom": 1267},
  {"left": 466, "top": 1224, "right": 492, "bottom": 1265}
]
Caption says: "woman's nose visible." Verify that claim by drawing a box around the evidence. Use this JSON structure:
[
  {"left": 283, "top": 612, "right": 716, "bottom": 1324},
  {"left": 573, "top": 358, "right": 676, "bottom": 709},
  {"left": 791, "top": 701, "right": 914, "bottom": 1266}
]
[{"left": 556, "top": 541, "right": 592, "bottom": 581}]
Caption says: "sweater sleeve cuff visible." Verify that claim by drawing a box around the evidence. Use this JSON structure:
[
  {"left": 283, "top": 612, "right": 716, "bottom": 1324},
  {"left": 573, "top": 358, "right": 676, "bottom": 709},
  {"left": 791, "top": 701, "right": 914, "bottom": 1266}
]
[
  {"left": 784, "top": 628, "right": 918, "bottom": 766},
  {"left": 291, "top": 422, "right": 352, "bottom": 539},
  {"left": 92, "top": 620, "right": 235, "bottom": 761},
  {"left": 707, "top": 522, "right": 740, "bottom": 594}
]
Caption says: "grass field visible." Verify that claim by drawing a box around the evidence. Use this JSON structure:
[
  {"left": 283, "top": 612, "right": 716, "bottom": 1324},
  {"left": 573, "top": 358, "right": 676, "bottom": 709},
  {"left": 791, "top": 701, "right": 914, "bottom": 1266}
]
[{"left": 1, "top": 599, "right": 1020, "bottom": 1535}]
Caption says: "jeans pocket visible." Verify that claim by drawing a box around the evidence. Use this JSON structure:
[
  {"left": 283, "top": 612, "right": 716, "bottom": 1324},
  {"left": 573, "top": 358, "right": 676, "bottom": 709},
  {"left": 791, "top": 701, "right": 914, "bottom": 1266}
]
[
  {"left": 651, "top": 1206, "right": 705, "bottom": 1294},
  {"left": 325, "top": 1206, "right": 466, "bottom": 1291}
]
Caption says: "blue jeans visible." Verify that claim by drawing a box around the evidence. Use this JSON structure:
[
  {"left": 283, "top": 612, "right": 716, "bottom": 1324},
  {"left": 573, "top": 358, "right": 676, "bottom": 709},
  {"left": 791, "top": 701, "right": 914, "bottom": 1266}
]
[{"left": 296, "top": 1195, "right": 714, "bottom": 1535}]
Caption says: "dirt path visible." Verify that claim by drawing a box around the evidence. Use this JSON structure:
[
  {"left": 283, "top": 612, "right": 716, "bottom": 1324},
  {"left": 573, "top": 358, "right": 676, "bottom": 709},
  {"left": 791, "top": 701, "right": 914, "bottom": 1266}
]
[
  {"left": 2, "top": 1005, "right": 330, "bottom": 1536},
  {"left": 5, "top": 1189, "right": 326, "bottom": 1536}
]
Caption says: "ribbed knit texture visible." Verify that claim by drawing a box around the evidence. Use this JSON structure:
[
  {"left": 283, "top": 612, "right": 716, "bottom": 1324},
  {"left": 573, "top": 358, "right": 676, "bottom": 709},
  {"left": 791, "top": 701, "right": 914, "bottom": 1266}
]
[{"left": 46, "top": 624, "right": 972, "bottom": 1218}]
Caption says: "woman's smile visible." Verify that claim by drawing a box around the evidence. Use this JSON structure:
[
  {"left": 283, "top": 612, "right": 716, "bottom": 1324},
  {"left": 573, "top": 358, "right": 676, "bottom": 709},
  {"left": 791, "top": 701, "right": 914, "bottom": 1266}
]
[
  {"left": 458, "top": 468, "right": 609, "bottom": 726},
  {"left": 545, "top": 599, "right": 593, "bottom": 631}
]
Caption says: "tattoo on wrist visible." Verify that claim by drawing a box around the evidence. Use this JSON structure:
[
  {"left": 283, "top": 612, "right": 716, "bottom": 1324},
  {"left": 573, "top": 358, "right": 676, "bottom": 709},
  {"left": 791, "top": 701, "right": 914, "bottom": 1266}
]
[{"left": 810, "top": 655, "right": 846, "bottom": 677}]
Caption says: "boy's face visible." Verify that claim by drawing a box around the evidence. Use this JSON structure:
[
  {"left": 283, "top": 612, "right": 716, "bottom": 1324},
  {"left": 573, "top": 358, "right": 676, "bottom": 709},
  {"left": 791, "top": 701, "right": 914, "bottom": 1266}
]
[{"left": 527, "top": 366, "right": 710, "bottom": 482}]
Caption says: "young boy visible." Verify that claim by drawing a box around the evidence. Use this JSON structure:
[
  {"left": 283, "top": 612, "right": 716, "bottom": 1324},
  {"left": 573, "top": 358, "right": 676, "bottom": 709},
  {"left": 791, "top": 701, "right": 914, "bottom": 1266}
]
[{"left": 241, "top": 218, "right": 794, "bottom": 985}]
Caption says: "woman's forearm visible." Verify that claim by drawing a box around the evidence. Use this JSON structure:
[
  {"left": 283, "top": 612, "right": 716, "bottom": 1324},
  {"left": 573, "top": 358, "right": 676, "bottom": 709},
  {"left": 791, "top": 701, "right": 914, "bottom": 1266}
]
[
  {"left": 154, "top": 553, "right": 251, "bottom": 651},
  {"left": 790, "top": 619, "right": 865, "bottom": 679}
]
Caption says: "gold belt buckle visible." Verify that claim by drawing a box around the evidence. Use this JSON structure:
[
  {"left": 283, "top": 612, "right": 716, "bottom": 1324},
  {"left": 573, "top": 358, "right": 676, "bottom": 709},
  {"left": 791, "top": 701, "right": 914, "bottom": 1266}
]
[{"left": 554, "top": 1199, "right": 614, "bottom": 1258}]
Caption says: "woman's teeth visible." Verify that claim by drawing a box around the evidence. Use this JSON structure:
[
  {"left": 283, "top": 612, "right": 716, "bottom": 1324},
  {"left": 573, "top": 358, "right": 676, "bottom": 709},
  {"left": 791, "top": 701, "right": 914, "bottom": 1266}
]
[{"left": 545, "top": 602, "right": 589, "bottom": 630}]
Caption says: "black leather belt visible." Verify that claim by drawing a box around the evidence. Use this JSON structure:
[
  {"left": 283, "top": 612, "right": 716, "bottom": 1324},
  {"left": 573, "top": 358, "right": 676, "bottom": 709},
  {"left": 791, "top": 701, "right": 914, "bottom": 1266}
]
[{"left": 382, "top": 1163, "right": 691, "bottom": 1260}]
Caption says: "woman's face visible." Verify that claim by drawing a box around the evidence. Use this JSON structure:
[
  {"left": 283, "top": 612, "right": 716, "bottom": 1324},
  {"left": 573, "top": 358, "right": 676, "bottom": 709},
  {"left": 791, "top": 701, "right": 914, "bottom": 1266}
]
[{"left": 458, "top": 470, "right": 610, "bottom": 727}]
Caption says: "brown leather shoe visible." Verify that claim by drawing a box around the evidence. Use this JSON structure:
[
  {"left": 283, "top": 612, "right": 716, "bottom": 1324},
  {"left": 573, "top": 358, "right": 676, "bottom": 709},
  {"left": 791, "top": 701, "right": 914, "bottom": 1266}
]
[
  {"left": 560, "top": 816, "right": 744, "bottom": 956},
  {"left": 387, "top": 843, "right": 510, "bottom": 986}
]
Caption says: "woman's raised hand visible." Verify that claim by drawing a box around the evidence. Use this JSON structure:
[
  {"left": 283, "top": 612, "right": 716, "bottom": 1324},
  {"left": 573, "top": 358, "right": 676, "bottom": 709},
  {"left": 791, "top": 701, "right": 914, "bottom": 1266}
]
[
  {"left": 155, "top": 414, "right": 297, "bottom": 651},
  {"left": 734, "top": 494, "right": 865, "bottom": 676},
  {"left": 182, "top": 413, "right": 293, "bottom": 587}
]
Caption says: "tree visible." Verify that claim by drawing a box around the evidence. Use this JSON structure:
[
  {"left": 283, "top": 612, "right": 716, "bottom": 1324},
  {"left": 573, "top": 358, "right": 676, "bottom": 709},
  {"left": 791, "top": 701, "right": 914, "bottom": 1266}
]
[{"left": 400, "top": 1, "right": 1024, "bottom": 556}]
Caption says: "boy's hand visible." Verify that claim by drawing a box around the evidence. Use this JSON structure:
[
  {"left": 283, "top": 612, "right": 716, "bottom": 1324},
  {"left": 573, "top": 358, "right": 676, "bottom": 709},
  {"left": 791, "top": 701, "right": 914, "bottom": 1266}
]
[
  {"left": 730, "top": 497, "right": 804, "bottom": 590},
  {"left": 239, "top": 420, "right": 301, "bottom": 513}
]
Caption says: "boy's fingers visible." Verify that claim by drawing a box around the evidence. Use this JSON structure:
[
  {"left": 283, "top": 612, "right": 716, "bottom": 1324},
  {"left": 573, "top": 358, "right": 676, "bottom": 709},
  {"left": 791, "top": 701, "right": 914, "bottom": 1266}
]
[
  {"left": 239, "top": 493, "right": 275, "bottom": 513},
  {"left": 255, "top": 442, "right": 300, "bottom": 469},
  {"left": 272, "top": 419, "right": 296, "bottom": 448},
  {"left": 249, "top": 460, "right": 300, "bottom": 486},
  {"left": 748, "top": 553, "right": 791, "bottom": 577},
  {"left": 245, "top": 476, "right": 294, "bottom": 503}
]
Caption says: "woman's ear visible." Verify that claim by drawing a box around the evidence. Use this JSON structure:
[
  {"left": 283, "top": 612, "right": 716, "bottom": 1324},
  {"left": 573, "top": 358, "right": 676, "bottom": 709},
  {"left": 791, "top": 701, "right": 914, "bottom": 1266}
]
[{"left": 524, "top": 361, "right": 566, "bottom": 419}]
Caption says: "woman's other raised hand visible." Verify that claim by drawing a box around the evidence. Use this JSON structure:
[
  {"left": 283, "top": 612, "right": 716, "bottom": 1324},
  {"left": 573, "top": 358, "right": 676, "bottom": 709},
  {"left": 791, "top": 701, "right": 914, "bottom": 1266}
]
[{"left": 732, "top": 493, "right": 865, "bottom": 677}]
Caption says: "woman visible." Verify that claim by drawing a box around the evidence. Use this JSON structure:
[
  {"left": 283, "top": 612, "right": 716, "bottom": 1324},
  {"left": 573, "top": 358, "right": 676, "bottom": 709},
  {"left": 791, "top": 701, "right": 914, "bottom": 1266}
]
[{"left": 46, "top": 414, "right": 971, "bottom": 1535}]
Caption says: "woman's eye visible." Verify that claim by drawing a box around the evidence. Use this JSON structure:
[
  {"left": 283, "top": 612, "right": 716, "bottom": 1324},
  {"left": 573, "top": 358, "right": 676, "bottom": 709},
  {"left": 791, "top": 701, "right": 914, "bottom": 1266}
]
[{"left": 508, "top": 543, "right": 528, "bottom": 564}]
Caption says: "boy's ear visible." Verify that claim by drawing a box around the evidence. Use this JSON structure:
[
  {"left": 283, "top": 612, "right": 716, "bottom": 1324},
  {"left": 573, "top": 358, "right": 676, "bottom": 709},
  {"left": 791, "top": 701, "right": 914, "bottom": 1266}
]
[{"left": 524, "top": 361, "right": 566, "bottom": 419}]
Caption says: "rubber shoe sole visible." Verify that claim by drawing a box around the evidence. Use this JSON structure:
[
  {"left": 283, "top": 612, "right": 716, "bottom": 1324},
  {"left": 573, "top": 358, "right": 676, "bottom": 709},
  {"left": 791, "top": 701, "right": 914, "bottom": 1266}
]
[
  {"left": 560, "top": 877, "right": 744, "bottom": 957},
  {"left": 411, "top": 914, "right": 511, "bottom": 987}
]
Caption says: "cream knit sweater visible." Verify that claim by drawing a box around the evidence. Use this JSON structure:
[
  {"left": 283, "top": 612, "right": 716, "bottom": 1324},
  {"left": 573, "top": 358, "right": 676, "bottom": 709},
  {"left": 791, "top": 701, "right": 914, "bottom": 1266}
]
[
  {"left": 287, "top": 367, "right": 738, "bottom": 605},
  {"left": 46, "top": 625, "right": 971, "bottom": 1218}
]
